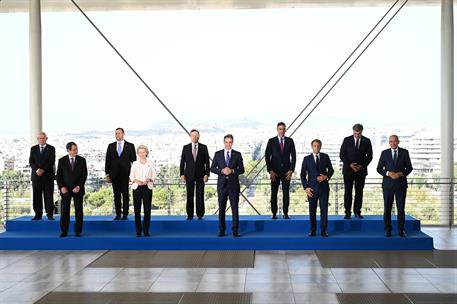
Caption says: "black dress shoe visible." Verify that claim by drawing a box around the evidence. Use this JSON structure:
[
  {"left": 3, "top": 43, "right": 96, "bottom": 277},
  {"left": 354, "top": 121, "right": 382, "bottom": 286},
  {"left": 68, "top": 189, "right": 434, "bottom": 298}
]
[
  {"left": 198, "top": 217, "right": 203, "bottom": 220},
  {"left": 136, "top": 233, "right": 141, "bottom": 237},
  {"left": 344, "top": 214, "right": 351, "bottom": 219},
  {"left": 59, "top": 233, "right": 67, "bottom": 238},
  {"left": 47, "top": 215, "right": 55, "bottom": 220},
  {"left": 218, "top": 231, "right": 225, "bottom": 237},
  {"left": 232, "top": 232, "right": 241, "bottom": 237},
  {"left": 75, "top": 233, "right": 82, "bottom": 237},
  {"left": 113, "top": 216, "right": 121, "bottom": 220},
  {"left": 187, "top": 216, "right": 193, "bottom": 220},
  {"left": 385, "top": 230, "right": 392, "bottom": 237},
  {"left": 283, "top": 214, "right": 290, "bottom": 219},
  {"left": 32, "top": 216, "right": 42, "bottom": 221},
  {"left": 398, "top": 230, "right": 407, "bottom": 237},
  {"left": 122, "top": 215, "right": 128, "bottom": 220},
  {"left": 321, "top": 231, "right": 329, "bottom": 237},
  {"left": 308, "top": 231, "right": 316, "bottom": 237},
  {"left": 272, "top": 215, "right": 277, "bottom": 220},
  {"left": 144, "top": 232, "right": 150, "bottom": 237},
  {"left": 355, "top": 214, "right": 364, "bottom": 219}
]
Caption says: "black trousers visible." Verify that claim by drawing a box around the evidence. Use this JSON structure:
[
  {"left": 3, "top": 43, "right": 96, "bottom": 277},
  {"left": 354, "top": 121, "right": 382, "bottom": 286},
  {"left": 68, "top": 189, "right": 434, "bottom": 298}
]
[
  {"left": 218, "top": 183, "right": 239, "bottom": 233},
  {"left": 32, "top": 178, "right": 54, "bottom": 218},
  {"left": 343, "top": 172, "right": 366, "bottom": 215},
  {"left": 133, "top": 185, "right": 152, "bottom": 235},
  {"left": 112, "top": 176, "right": 130, "bottom": 217},
  {"left": 383, "top": 187, "right": 407, "bottom": 232},
  {"left": 308, "top": 188, "right": 329, "bottom": 232},
  {"left": 60, "top": 192, "right": 83, "bottom": 234},
  {"left": 270, "top": 176, "right": 290, "bottom": 215},
  {"left": 185, "top": 179, "right": 205, "bottom": 218}
]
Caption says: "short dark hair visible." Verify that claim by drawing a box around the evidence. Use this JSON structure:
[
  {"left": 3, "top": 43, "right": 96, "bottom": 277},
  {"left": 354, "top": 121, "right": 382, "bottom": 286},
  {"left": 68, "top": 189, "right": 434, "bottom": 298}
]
[
  {"left": 352, "top": 123, "right": 363, "bottom": 132},
  {"left": 115, "top": 127, "right": 125, "bottom": 133},
  {"left": 311, "top": 139, "right": 322, "bottom": 146},
  {"left": 190, "top": 129, "right": 199, "bottom": 134},
  {"left": 277, "top": 122, "right": 286, "bottom": 128},
  {"left": 66, "top": 142, "right": 77, "bottom": 151},
  {"left": 224, "top": 134, "right": 233, "bottom": 141}
]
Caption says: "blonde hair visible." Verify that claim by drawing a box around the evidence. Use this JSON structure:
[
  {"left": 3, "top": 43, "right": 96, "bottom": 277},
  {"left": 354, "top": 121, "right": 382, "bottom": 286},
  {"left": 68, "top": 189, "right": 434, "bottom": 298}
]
[{"left": 137, "top": 145, "right": 149, "bottom": 157}]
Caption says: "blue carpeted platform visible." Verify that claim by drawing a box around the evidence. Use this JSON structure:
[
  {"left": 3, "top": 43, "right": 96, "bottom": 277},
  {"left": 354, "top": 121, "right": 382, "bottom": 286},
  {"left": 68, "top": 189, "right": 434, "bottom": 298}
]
[{"left": 0, "top": 215, "right": 434, "bottom": 250}]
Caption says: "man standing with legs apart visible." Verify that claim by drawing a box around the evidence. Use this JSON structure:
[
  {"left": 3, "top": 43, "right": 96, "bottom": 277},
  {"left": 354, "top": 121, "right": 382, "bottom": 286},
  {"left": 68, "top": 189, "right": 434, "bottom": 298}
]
[
  {"left": 29, "top": 132, "right": 56, "bottom": 220},
  {"left": 105, "top": 128, "right": 136, "bottom": 220},
  {"left": 56, "top": 142, "right": 88, "bottom": 237},
  {"left": 377, "top": 135, "right": 413, "bottom": 237},
  {"left": 339, "top": 123, "right": 373, "bottom": 219},
  {"left": 210, "top": 134, "right": 245, "bottom": 237},
  {"left": 265, "top": 122, "right": 296, "bottom": 219},
  {"left": 301, "top": 139, "right": 334, "bottom": 237},
  {"left": 180, "top": 129, "right": 210, "bottom": 220}
]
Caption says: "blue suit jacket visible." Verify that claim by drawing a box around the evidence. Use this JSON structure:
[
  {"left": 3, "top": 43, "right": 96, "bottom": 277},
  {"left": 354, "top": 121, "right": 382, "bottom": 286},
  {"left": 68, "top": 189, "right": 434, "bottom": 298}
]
[
  {"left": 376, "top": 147, "right": 413, "bottom": 190},
  {"left": 300, "top": 153, "right": 334, "bottom": 192},
  {"left": 210, "top": 150, "right": 245, "bottom": 192}
]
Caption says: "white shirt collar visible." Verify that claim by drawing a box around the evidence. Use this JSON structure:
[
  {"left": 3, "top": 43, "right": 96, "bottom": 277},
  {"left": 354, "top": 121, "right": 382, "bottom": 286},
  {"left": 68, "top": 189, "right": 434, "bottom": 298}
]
[
  {"left": 278, "top": 136, "right": 285, "bottom": 141},
  {"left": 68, "top": 155, "right": 76, "bottom": 161},
  {"left": 224, "top": 149, "right": 232, "bottom": 154},
  {"left": 117, "top": 140, "right": 125, "bottom": 145},
  {"left": 313, "top": 152, "right": 320, "bottom": 157},
  {"left": 40, "top": 144, "right": 46, "bottom": 149}
]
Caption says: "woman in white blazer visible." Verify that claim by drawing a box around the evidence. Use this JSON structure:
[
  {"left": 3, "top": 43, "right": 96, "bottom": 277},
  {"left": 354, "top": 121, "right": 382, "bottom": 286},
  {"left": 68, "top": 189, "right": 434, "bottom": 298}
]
[{"left": 129, "top": 145, "right": 157, "bottom": 237}]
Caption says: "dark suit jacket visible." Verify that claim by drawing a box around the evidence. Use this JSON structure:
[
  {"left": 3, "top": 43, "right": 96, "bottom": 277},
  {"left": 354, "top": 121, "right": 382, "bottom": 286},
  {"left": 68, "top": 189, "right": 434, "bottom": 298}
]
[
  {"left": 180, "top": 143, "right": 210, "bottom": 181},
  {"left": 56, "top": 155, "right": 88, "bottom": 196},
  {"left": 29, "top": 144, "right": 56, "bottom": 182},
  {"left": 265, "top": 136, "right": 296, "bottom": 176},
  {"left": 210, "top": 150, "right": 245, "bottom": 192},
  {"left": 376, "top": 148, "right": 413, "bottom": 190},
  {"left": 300, "top": 153, "right": 334, "bottom": 192},
  {"left": 339, "top": 135, "right": 373, "bottom": 175},
  {"left": 105, "top": 141, "right": 136, "bottom": 180}
]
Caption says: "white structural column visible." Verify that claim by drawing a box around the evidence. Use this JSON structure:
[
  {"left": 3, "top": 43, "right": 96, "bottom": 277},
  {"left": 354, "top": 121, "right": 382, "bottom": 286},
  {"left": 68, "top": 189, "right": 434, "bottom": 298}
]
[
  {"left": 29, "top": 0, "right": 42, "bottom": 143},
  {"left": 441, "top": 0, "right": 454, "bottom": 226}
]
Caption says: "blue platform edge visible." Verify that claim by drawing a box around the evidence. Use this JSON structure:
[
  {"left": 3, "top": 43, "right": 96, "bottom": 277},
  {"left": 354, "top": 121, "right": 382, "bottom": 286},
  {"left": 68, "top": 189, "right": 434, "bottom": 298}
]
[{"left": 0, "top": 215, "right": 434, "bottom": 250}]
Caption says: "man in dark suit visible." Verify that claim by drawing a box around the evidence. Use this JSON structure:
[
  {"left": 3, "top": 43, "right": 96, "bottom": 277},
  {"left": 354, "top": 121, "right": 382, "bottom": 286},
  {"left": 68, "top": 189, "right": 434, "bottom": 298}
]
[
  {"left": 339, "top": 123, "right": 373, "bottom": 219},
  {"left": 301, "top": 139, "right": 334, "bottom": 237},
  {"left": 105, "top": 128, "right": 136, "bottom": 220},
  {"left": 210, "top": 134, "right": 245, "bottom": 237},
  {"left": 56, "top": 142, "right": 88, "bottom": 237},
  {"left": 265, "top": 122, "right": 296, "bottom": 219},
  {"left": 29, "top": 132, "right": 56, "bottom": 220},
  {"left": 377, "top": 135, "right": 413, "bottom": 237},
  {"left": 180, "top": 129, "right": 210, "bottom": 220}
]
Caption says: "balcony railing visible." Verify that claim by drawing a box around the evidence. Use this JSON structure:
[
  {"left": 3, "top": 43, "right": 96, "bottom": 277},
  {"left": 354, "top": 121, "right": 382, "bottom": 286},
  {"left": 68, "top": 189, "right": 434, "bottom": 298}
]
[{"left": 1, "top": 178, "right": 455, "bottom": 228}]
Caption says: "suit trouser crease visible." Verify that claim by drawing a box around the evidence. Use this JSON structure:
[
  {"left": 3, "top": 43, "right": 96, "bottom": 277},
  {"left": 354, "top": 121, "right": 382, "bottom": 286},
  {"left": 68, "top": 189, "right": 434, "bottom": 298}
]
[
  {"left": 270, "top": 176, "right": 290, "bottom": 215},
  {"left": 343, "top": 173, "right": 366, "bottom": 215},
  {"left": 32, "top": 179, "right": 54, "bottom": 217},
  {"left": 308, "top": 189, "right": 329, "bottom": 231},
  {"left": 112, "top": 176, "right": 130, "bottom": 217},
  {"left": 60, "top": 193, "right": 83, "bottom": 234},
  {"left": 133, "top": 186, "right": 152, "bottom": 234},
  {"left": 218, "top": 183, "right": 239, "bottom": 233},
  {"left": 383, "top": 187, "right": 406, "bottom": 232},
  {"left": 186, "top": 179, "right": 205, "bottom": 218}
]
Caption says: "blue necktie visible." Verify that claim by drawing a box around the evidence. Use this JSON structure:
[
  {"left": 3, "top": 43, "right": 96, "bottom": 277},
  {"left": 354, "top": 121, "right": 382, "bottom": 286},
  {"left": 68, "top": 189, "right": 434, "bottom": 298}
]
[
  {"left": 226, "top": 151, "right": 231, "bottom": 167},
  {"left": 117, "top": 142, "right": 122, "bottom": 157}
]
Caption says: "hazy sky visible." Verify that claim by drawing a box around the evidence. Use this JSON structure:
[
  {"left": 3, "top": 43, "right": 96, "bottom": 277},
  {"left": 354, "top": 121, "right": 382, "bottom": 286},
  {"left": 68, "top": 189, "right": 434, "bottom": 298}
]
[{"left": 0, "top": 4, "right": 455, "bottom": 136}]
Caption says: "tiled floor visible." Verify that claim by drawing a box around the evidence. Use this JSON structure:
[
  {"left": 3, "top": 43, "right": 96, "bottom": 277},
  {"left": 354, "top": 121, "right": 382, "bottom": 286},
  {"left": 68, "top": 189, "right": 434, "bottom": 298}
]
[{"left": 0, "top": 227, "right": 455, "bottom": 304}]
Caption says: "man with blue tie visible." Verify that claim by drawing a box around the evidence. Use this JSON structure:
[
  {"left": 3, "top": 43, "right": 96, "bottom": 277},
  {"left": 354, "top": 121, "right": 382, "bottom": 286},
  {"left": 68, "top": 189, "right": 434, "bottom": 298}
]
[
  {"left": 300, "top": 139, "right": 334, "bottom": 237},
  {"left": 265, "top": 122, "right": 296, "bottom": 219},
  {"left": 105, "top": 128, "right": 136, "bottom": 220},
  {"left": 210, "top": 134, "right": 245, "bottom": 237},
  {"left": 377, "top": 135, "right": 413, "bottom": 237}
]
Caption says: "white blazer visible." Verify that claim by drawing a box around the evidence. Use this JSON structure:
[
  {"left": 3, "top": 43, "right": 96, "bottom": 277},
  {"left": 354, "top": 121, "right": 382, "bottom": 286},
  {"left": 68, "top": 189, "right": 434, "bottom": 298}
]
[{"left": 129, "top": 159, "right": 157, "bottom": 190}]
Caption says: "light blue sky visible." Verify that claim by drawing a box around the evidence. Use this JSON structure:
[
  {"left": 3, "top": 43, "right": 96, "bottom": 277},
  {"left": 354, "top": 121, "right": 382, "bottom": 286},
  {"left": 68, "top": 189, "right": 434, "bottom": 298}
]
[{"left": 0, "top": 5, "right": 455, "bottom": 136}]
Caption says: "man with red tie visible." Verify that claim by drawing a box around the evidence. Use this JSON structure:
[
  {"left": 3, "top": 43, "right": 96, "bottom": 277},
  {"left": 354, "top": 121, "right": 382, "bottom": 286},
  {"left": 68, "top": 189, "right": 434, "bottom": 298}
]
[{"left": 265, "top": 122, "right": 296, "bottom": 219}]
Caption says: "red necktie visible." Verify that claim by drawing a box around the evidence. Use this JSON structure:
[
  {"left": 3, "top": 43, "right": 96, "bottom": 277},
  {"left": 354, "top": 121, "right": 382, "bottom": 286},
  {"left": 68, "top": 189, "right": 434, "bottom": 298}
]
[{"left": 280, "top": 138, "right": 284, "bottom": 153}]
